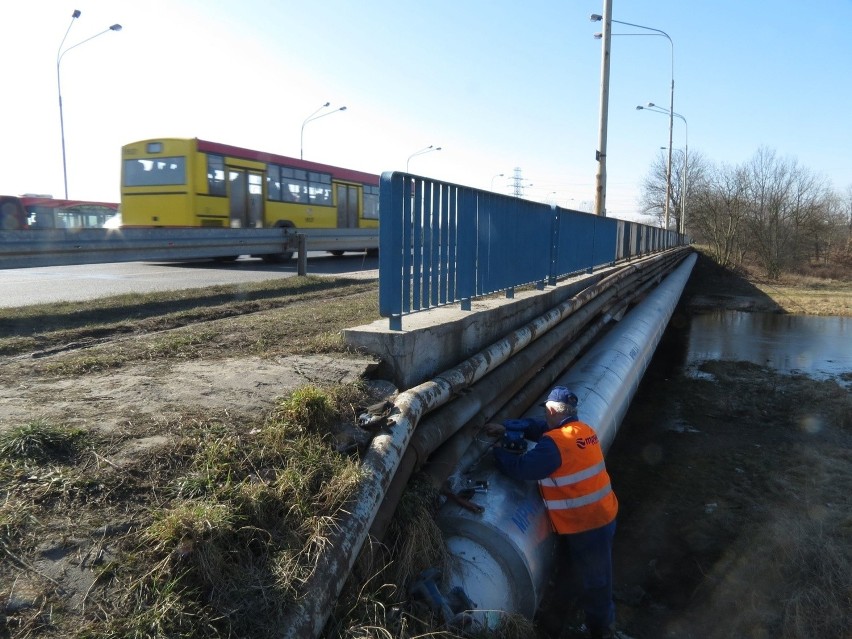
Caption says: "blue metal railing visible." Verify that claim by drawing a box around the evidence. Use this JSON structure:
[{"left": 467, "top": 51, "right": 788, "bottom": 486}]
[{"left": 379, "top": 171, "right": 682, "bottom": 330}]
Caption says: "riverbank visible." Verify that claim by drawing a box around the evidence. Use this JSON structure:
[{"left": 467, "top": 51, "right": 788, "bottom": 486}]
[
  {"left": 682, "top": 249, "right": 852, "bottom": 316},
  {"left": 558, "top": 250, "right": 852, "bottom": 639}
]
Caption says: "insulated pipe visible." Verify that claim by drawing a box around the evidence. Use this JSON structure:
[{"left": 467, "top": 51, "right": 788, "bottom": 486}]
[
  {"left": 279, "top": 248, "right": 688, "bottom": 638},
  {"left": 559, "top": 250, "right": 698, "bottom": 452},
  {"left": 368, "top": 250, "right": 686, "bottom": 541},
  {"left": 437, "top": 266, "right": 669, "bottom": 487},
  {"left": 415, "top": 249, "right": 683, "bottom": 481},
  {"left": 437, "top": 252, "right": 698, "bottom": 626},
  {"left": 369, "top": 289, "right": 621, "bottom": 541}
]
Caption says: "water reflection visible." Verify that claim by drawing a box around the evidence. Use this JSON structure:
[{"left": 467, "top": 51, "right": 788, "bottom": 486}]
[{"left": 685, "top": 310, "right": 851, "bottom": 380}]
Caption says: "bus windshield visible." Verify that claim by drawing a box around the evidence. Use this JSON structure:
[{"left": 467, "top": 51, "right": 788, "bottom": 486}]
[{"left": 123, "top": 157, "right": 186, "bottom": 187}]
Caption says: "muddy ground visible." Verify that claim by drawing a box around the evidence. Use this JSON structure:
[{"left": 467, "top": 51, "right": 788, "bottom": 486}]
[
  {"left": 1, "top": 252, "right": 850, "bottom": 639},
  {"left": 538, "top": 254, "right": 851, "bottom": 639}
]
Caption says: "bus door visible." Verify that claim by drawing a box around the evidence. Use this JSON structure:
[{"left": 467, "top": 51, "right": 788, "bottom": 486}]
[
  {"left": 336, "top": 184, "right": 361, "bottom": 228},
  {"left": 228, "top": 168, "right": 264, "bottom": 227}
]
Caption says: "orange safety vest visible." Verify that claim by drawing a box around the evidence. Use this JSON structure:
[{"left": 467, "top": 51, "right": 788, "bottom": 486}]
[{"left": 538, "top": 420, "right": 618, "bottom": 534}]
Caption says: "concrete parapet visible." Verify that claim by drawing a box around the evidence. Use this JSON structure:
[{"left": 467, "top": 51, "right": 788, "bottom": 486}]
[{"left": 343, "top": 269, "right": 616, "bottom": 389}]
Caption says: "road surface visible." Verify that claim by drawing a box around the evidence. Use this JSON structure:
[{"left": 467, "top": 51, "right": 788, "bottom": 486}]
[{"left": 0, "top": 253, "right": 378, "bottom": 308}]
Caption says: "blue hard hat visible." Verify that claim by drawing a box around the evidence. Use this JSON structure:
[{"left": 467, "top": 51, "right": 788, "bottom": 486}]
[{"left": 540, "top": 386, "right": 578, "bottom": 407}]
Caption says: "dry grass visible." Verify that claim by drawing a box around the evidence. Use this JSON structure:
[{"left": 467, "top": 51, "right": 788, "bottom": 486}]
[
  {"left": 728, "top": 253, "right": 852, "bottom": 316},
  {"left": 0, "top": 384, "right": 383, "bottom": 639},
  {"left": 751, "top": 278, "right": 852, "bottom": 315},
  {"left": 0, "top": 275, "right": 378, "bottom": 359}
]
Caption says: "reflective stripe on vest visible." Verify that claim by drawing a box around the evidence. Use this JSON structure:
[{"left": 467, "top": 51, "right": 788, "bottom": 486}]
[
  {"left": 540, "top": 460, "right": 607, "bottom": 488},
  {"left": 543, "top": 482, "right": 613, "bottom": 510}
]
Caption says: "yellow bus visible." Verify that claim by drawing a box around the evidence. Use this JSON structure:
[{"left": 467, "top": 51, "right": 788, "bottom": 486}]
[{"left": 120, "top": 138, "right": 380, "bottom": 236}]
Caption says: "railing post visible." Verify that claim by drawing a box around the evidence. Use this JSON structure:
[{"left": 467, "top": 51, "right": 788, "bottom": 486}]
[
  {"left": 379, "top": 172, "right": 404, "bottom": 330},
  {"left": 548, "top": 208, "right": 560, "bottom": 286},
  {"left": 297, "top": 234, "right": 307, "bottom": 276},
  {"left": 457, "top": 188, "right": 476, "bottom": 311}
]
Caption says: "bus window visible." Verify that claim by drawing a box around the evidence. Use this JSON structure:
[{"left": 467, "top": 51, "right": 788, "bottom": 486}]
[
  {"left": 207, "top": 154, "right": 226, "bottom": 196},
  {"left": 280, "top": 167, "right": 307, "bottom": 202},
  {"left": 308, "top": 172, "right": 331, "bottom": 204},
  {"left": 123, "top": 157, "right": 186, "bottom": 186},
  {"left": 266, "top": 164, "right": 281, "bottom": 201},
  {"left": 363, "top": 185, "right": 380, "bottom": 220}
]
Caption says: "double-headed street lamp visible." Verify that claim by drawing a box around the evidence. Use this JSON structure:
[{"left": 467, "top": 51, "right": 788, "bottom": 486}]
[
  {"left": 406, "top": 145, "right": 442, "bottom": 172},
  {"left": 300, "top": 102, "right": 347, "bottom": 160},
  {"left": 57, "top": 10, "right": 122, "bottom": 199},
  {"left": 638, "top": 103, "right": 688, "bottom": 234},
  {"left": 591, "top": 9, "right": 674, "bottom": 228}
]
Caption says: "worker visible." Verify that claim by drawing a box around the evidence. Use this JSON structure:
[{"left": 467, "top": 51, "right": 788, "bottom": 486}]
[{"left": 485, "top": 386, "right": 618, "bottom": 639}]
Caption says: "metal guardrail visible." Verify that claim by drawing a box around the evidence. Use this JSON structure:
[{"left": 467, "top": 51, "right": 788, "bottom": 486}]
[
  {"left": 378, "top": 171, "right": 685, "bottom": 330},
  {"left": 0, "top": 227, "right": 378, "bottom": 269}
]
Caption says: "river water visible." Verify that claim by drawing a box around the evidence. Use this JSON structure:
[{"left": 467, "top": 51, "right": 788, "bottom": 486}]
[
  {"left": 639, "top": 309, "right": 852, "bottom": 396},
  {"left": 682, "top": 310, "right": 852, "bottom": 382}
]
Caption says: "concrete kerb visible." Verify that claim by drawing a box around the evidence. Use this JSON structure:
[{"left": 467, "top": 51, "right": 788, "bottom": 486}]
[{"left": 343, "top": 267, "right": 630, "bottom": 390}]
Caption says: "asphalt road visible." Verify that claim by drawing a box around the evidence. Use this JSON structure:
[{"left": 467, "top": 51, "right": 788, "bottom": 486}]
[{"left": 0, "top": 252, "right": 378, "bottom": 308}]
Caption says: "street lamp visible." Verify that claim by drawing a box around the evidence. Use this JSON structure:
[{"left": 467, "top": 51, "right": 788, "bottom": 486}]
[
  {"left": 490, "top": 173, "right": 504, "bottom": 191},
  {"left": 591, "top": 10, "right": 674, "bottom": 229},
  {"left": 300, "top": 102, "right": 347, "bottom": 160},
  {"left": 406, "top": 145, "right": 442, "bottom": 172},
  {"left": 638, "top": 103, "right": 688, "bottom": 235},
  {"left": 57, "top": 10, "right": 122, "bottom": 199},
  {"left": 590, "top": 2, "right": 612, "bottom": 217}
]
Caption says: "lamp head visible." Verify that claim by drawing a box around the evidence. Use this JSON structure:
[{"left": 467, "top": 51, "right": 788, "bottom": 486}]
[
  {"left": 110, "top": 24, "right": 122, "bottom": 31},
  {"left": 647, "top": 102, "right": 656, "bottom": 107},
  {"left": 72, "top": 9, "right": 81, "bottom": 18},
  {"left": 590, "top": 13, "right": 602, "bottom": 21},
  {"left": 339, "top": 106, "right": 347, "bottom": 112},
  {"left": 636, "top": 106, "right": 644, "bottom": 110},
  {"left": 594, "top": 33, "right": 602, "bottom": 39},
  {"left": 323, "top": 101, "right": 331, "bottom": 107}
]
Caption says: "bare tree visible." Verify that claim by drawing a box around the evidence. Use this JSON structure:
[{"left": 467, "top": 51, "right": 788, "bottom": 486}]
[
  {"left": 820, "top": 186, "right": 852, "bottom": 266},
  {"left": 639, "top": 144, "right": 847, "bottom": 273},
  {"left": 688, "top": 161, "right": 750, "bottom": 268},
  {"left": 639, "top": 150, "right": 668, "bottom": 227},
  {"left": 640, "top": 149, "right": 709, "bottom": 233},
  {"left": 743, "top": 147, "right": 830, "bottom": 278}
]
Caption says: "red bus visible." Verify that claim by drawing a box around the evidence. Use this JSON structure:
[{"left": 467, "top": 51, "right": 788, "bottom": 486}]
[{"left": 19, "top": 196, "right": 120, "bottom": 229}]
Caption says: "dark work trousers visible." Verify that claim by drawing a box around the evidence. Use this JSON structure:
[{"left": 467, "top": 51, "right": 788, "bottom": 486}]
[{"left": 563, "top": 519, "right": 616, "bottom": 636}]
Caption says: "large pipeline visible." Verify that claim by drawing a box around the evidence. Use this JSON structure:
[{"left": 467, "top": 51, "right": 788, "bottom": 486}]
[
  {"left": 370, "top": 249, "right": 687, "bottom": 539},
  {"left": 436, "top": 252, "right": 698, "bottom": 628},
  {"left": 279, "top": 248, "right": 690, "bottom": 638}
]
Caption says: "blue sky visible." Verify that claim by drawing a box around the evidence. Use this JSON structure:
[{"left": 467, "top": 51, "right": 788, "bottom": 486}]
[{"left": 3, "top": 0, "right": 851, "bottom": 222}]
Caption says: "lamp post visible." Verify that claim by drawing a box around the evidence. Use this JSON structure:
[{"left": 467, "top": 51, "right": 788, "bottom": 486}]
[
  {"left": 490, "top": 173, "right": 504, "bottom": 192},
  {"left": 57, "top": 10, "right": 122, "bottom": 199},
  {"left": 406, "top": 145, "right": 441, "bottom": 172},
  {"left": 637, "top": 103, "right": 687, "bottom": 234},
  {"left": 591, "top": 10, "right": 674, "bottom": 229},
  {"left": 300, "top": 102, "right": 347, "bottom": 160},
  {"left": 590, "top": 1, "right": 612, "bottom": 217}
]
